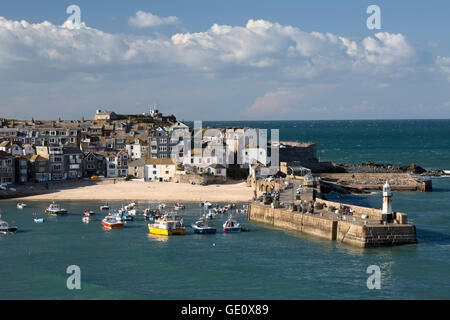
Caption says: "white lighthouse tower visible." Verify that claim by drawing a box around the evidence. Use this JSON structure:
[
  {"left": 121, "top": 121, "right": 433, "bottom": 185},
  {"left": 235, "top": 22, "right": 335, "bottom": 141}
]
[{"left": 382, "top": 180, "right": 392, "bottom": 221}]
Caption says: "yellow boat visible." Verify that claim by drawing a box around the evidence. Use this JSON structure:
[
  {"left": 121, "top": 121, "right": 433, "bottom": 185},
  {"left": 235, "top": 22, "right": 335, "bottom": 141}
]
[{"left": 148, "top": 213, "right": 186, "bottom": 236}]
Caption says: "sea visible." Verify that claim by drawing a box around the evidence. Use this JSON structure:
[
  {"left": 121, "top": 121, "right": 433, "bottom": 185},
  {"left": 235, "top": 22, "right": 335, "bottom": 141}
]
[{"left": 0, "top": 119, "right": 449, "bottom": 300}]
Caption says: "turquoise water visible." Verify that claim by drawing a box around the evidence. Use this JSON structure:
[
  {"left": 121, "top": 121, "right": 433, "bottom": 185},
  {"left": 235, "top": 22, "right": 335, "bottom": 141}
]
[
  {"left": 202, "top": 119, "right": 450, "bottom": 170},
  {"left": 1, "top": 120, "right": 450, "bottom": 299}
]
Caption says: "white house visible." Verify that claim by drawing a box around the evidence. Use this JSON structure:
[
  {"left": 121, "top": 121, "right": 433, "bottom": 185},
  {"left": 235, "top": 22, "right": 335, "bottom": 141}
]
[
  {"left": 144, "top": 158, "right": 176, "bottom": 182},
  {"left": 125, "top": 138, "right": 148, "bottom": 160}
]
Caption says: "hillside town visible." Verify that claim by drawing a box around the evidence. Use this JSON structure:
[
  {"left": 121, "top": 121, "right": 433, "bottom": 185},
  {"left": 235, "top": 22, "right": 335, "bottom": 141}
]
[{"left": 0, "top": 107, "right": 303, "bottom": 187}]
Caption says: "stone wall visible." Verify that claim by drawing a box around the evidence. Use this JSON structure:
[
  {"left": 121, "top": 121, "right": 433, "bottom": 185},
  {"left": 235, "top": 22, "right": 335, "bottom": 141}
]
[
  {"left": 248, "top": 203, "right": 337, "bottom": 241},
  {"left": 173, "top": 173, "right": 226, "bottom": 185},
  {"left": 248, "top": 203, "right": 417, "bottom": 248}
]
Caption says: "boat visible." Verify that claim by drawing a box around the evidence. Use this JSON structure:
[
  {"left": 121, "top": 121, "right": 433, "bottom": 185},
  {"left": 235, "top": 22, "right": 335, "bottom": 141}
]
[
  {"left": 17, "top": 202, "right": 27, "bottom": 209},
  {"left": 0, "top": 218, "right": 18, "bottom": 234},
  {"left": 203, "top": 201, "right": 212, "bottom": 209},
  {"left": 45, "top": 202, "right": 68, "bottom": 216},
  {"left": 158, "top": 203, "right": 166, "bottom": 209},
  {"left": 143, "top": 208, "right": 159, "bottom": 222},
  {"left": 100, "top": 203, "right": 110, "bottom": 211},
  {"left": 112, "top": 210, "right": 134, "bottom": 221},
  {"left": 174, "top": 203, "right": 185, "bottom": 210},
  {"left": 82, "top": 216, "right": 90, "bottom": 223},
  {"left": 124, "top": 201, "right": 136, "bottom": 210},
  {"left": 148, "top": 213, "right": 186, "bottom": 236},
  {"left": 127, "top": 209, "right": 137, "bottom": 216},
  {"left": 223, "top": 215, "right": 241, "bottom": 233},
  {"left": 102, "top": 215, "right": 124, "bottom": 230},
  {"left": 84, "top": 210, "right": 95, "bottom": 216},
  {"left": 191, "top": 218, "right": 216, "bottom": 234},
  {"left": 34, "top": 218, "right": 44, "bottom": 223}
]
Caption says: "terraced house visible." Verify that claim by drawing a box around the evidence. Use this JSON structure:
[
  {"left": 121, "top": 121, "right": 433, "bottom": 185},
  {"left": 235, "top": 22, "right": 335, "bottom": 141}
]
[{"left": 0, "top": 151, "right": 15, "bottom": 185}]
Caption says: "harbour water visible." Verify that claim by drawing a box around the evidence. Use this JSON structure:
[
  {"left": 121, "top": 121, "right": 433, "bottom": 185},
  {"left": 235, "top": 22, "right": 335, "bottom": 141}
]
[{"left": 1, "top": 120, "right": 450, "bottom": 299}]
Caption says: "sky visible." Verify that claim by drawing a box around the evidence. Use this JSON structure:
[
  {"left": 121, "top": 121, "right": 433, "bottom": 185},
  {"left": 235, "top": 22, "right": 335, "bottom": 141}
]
[{"left": 0, "top": 0, "right": 449, "bottom": 121}]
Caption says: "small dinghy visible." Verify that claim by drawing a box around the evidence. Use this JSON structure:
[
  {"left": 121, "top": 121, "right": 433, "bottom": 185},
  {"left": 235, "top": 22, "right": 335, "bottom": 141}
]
[
  {"left": 34, "top": 218, "right": 45, "bottom": 223},
  {"left": 82, "top": 216, "right": 90, "bottom": 223},
  {"left": 17, "top": 202, "right": 27, "bottom": 209}
]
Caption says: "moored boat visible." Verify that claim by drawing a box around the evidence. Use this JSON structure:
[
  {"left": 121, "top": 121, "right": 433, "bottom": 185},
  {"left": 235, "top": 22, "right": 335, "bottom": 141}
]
[
  {"left": 148, "top": 213, "right": 185, "bottom": 236},
  {"left": 17, "top": 202, "right": 27, "bottom": 209},
  {"left": 45, "top": 202, "right": 68, "bottom": 216},
  {"left": 143, "top": 208, "right": 159, "bottom": 222},
  {"left": 223, "top": 215, "right": 241, "bottom": 233},
  {"left": 82, "top": 216, "right": 90, "bottom": 223},
  {"left": 158, "top": 203, "right": 166, "bottom": 209},
  {"left": 34, "top": 218, "right": 44, "bottom": 223},
  {"left": 84, "top": 209, "right": 95, "bottom": 216},
  {"left": 174, "top": 203, "right": 185, "bottom": 210},
  {"left": 102, "top": 215, "right": 124, "bottom": 230},
  {"left": 0, "top": 219, "right": 18, "bottom": 234},
  {"left": 191, "top": 219, "right": 216, "bottom": 234},
  {"left": 100, "top": 203, "right": 110, "bottom": 211}
]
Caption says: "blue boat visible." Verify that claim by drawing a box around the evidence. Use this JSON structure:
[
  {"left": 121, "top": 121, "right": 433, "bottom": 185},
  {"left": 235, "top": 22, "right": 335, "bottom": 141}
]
[
  {"left": 191, "top": 219, "right": 216, "bottom": 234},
  {"left": 34, "top": 218, "right": 44, "bottom": 223}
]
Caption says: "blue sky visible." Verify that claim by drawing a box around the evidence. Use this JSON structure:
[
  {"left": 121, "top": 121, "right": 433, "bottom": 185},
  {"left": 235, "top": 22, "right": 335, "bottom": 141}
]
[{"left": 0, "top": 0, "right": 449, "bottom": 120}]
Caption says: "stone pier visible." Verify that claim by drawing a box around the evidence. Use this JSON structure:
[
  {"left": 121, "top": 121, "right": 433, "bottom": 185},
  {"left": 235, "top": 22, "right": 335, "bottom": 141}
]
[{"left": 248, "top": 202, "right": 417, "bottom": 248}]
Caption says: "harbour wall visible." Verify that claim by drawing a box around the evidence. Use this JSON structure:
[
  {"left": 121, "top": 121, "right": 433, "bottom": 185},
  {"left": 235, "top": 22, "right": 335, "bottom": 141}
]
[{"left": 248, "top": 203, "right": 417, "bottom": 248}]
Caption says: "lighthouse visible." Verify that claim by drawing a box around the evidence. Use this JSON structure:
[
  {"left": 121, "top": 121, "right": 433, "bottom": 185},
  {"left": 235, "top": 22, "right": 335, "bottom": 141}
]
[{"left": 382, "top": 181, "right": 392, "bottom": 222}]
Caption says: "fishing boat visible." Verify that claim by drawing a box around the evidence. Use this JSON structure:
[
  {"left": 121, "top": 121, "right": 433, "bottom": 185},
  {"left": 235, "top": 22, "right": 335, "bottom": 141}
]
[
  {"left": 203, "top": 201, "right": 212, "bottom": 209},
  {"left": 45, "top": 202, "right": 68, "bottom": 216},
  {"left": 17, "top": 202, "right": 27, "bottom": 209},
  {"left": 84, "top": 209, "right": 95, "bottom": 216},
  {"left": 223, "top": 215, "right": 241, "bottom": 233},
  {"left": 191, "top": 218, "right": 216, "bottom": 234},
  {"left": 0, "top": 218, "right": 18, "bottom": 234},
  {"left": 148, "top": 213, "right": 186, "bottom": 236},
  {"left": 174, "top": 203, "right": 185, "bottom": 210},
  {"left": 124, "top": 201, "right": 136, "bottom": 210},
  {"left": 158, "top": 203, "right": 166, "bottom": 209},
  {"left": 100, "top": 203, "right": 110, "bottom": 211},
  {"left": 143, "top": 208, "right": 159, "bottom": 222},
  {"left": 127, "top": 208, "right": 137, "bottom": 216},
  {"left": 102, "top": 215, "right": 124, "bottom": 230}
]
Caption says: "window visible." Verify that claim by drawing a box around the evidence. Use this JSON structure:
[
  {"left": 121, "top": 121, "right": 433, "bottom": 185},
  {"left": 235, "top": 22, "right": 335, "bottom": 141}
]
[
  {"left": 153, "top": 171, "right": 157, "bottom": 174},
  {"left": 153, "top": 165, "right": 156, "bottom": 168}
]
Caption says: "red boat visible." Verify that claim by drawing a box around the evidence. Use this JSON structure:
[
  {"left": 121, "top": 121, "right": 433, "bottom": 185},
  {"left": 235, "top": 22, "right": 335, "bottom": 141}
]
[{"left": 102, "top": 215, "right": 124, "bottom": 230}]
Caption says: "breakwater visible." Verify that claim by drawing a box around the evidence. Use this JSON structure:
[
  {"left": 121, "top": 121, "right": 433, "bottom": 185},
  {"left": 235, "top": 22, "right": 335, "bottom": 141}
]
[{"left": 247, "top": 201, "right": 417, "bottom": 248}]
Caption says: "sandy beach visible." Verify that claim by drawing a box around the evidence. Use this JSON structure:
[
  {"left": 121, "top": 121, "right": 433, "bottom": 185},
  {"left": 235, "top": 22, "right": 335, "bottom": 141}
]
[{"left": 11, "top": 180, "right": 254, "bottom": 202}]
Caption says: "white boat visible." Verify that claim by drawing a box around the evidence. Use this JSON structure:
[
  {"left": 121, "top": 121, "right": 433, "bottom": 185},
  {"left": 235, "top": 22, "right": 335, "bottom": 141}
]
[
  {"left": 100, "top": 203, "right": 110, "bottom": 211},
  {"left": 174, "top": 203, "right": 185, "bottom": 210},
  {"left": 34, "top": 218, "right": 44, "bottom": 223},
  {"left": 158, "top": 203, "right": 166, "bottom": 209},
  {"left": 0, "top": 219, "right": 18, "bottom": 234},
  {"left": 223, "top": 215, "right": 241, "bottom": 233},
  {"left": 127, "top": 209, "right": 137, "bottom": 216},
  {"left": 124, "top": 202, "right": 137, "bottom": 210},
  {"left": 45, "top": 202, "right": 68, "bottom": 216},
  {"left": 17, "top": 202, "right": 27, "bottom": 209},
  {"left": 82, "top": 216, "right": 90, "bottom": 223}
]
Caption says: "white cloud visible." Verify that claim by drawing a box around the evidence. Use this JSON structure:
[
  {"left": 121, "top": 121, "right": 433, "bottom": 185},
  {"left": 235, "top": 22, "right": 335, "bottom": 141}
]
[
  {"left": 128, "top": 11, "right": 180, "bottom": 28},
  {"left": 0, "top": 16, "right": 419, "bottom": 82},
  {"left": 436, "top": 56, "right": 450, "bottom": 80}
]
